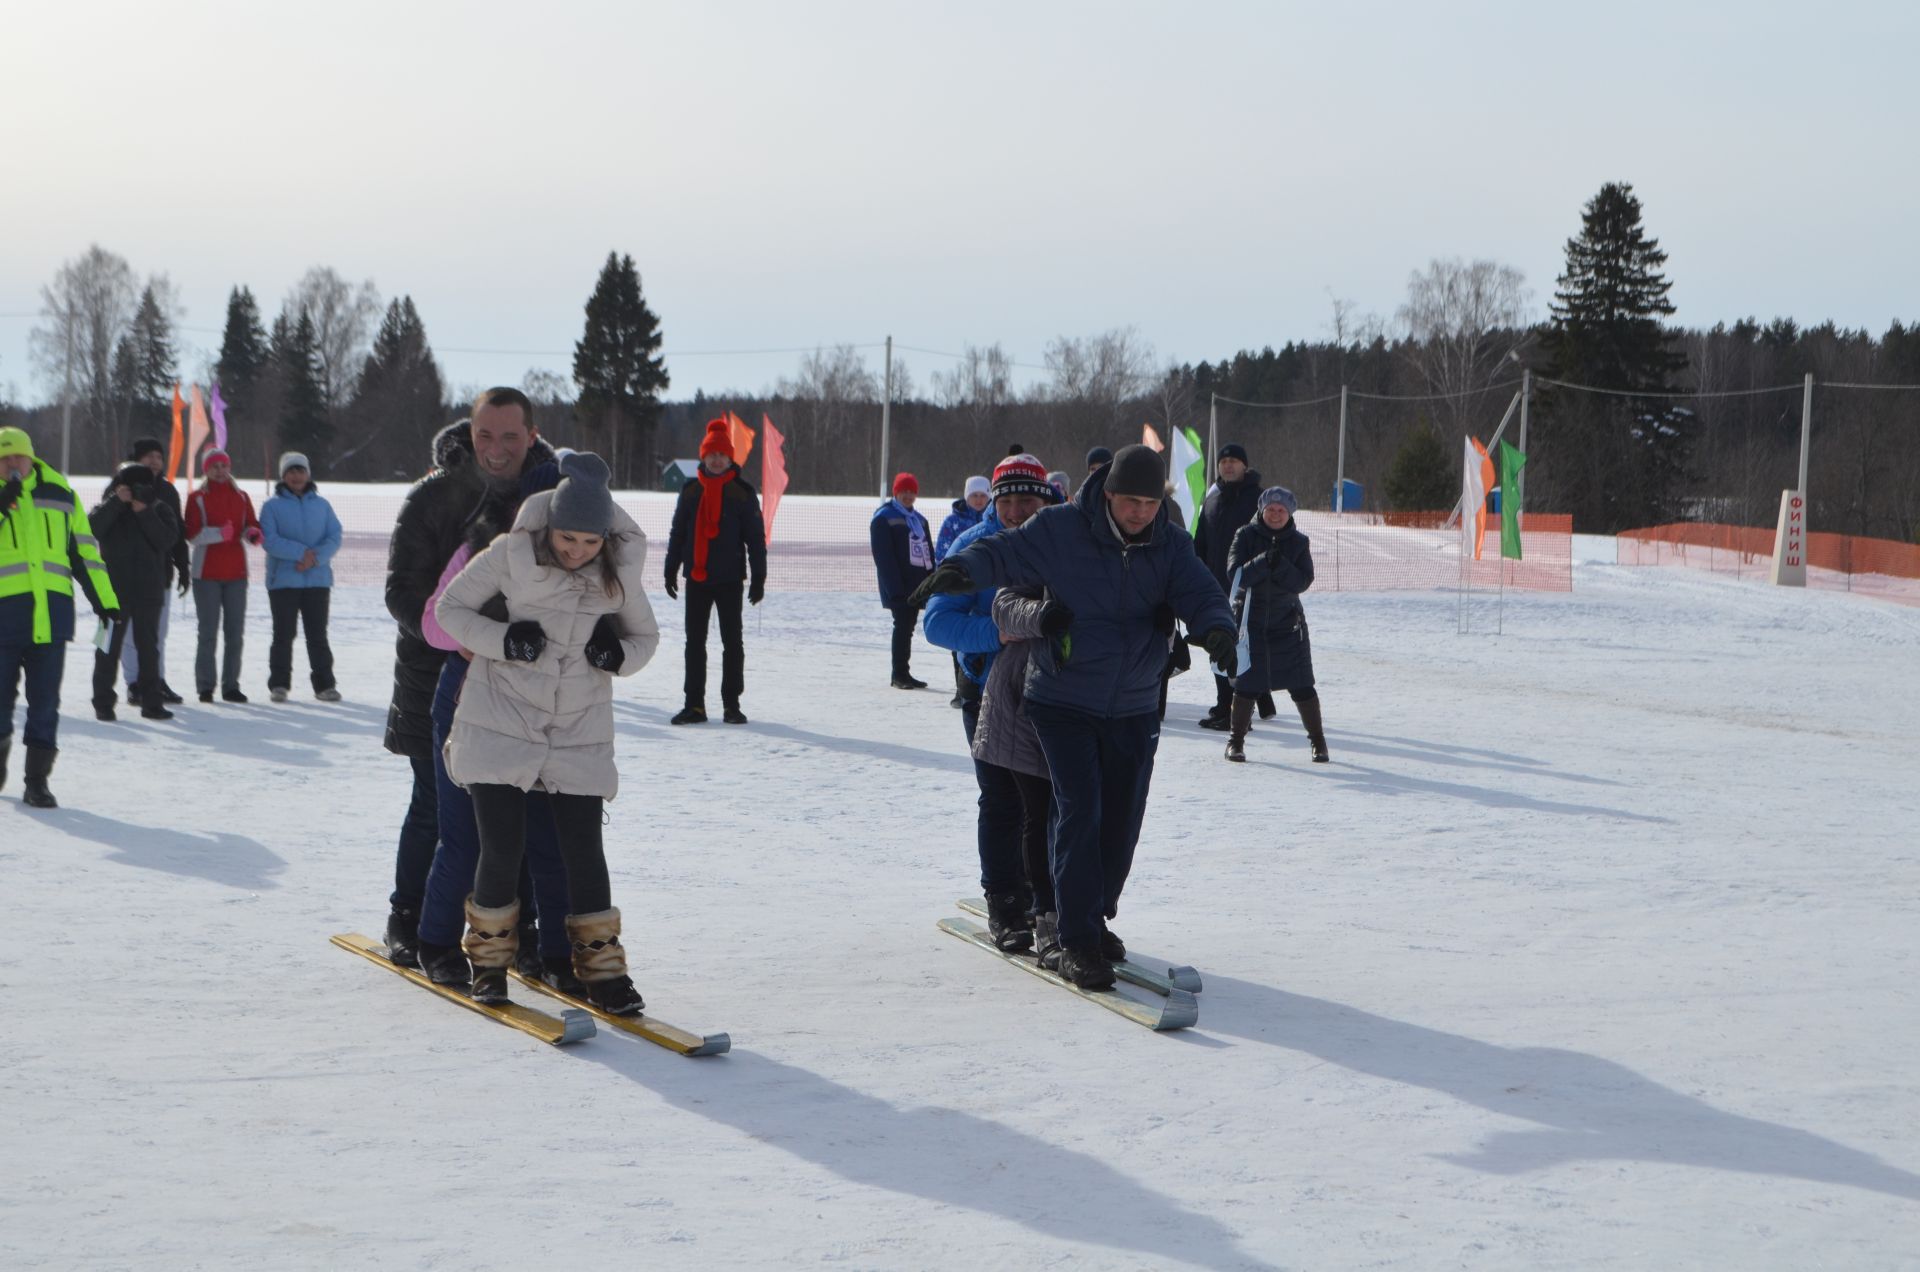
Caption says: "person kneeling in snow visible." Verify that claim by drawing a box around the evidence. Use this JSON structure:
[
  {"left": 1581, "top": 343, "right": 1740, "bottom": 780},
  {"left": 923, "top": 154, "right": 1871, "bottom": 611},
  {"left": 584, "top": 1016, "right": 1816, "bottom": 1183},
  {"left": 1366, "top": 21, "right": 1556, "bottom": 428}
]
[{"left": 434, "top": 452, "right": 660, "bottom": 1015}]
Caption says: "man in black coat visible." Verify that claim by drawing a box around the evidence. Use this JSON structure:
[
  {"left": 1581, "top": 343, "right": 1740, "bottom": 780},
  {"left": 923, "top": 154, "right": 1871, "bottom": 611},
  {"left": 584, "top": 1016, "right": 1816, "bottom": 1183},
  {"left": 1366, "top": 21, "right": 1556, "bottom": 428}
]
[
  {"left": 90, "top": 464, "right": 179, "bottom": 722},
  {"left": 1189, "top": 442, "right": 1270, "bottom": 728},
  {"left": 120, "top": 438, "right": 190, "bottom": 706},
  {"left": 379, "top": 387, "right": 555, "bottom": 965},
  {"left": 663, "top": 418, "right": 768, "bottom": 725}
]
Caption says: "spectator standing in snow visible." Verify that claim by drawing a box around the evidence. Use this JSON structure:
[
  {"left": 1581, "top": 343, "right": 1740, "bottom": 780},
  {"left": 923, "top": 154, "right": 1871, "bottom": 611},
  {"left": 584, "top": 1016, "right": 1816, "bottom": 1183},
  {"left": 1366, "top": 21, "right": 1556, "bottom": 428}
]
[
  {"left": 379, "top": 388, "right": 555, "bottom": 968},
  {"left": 934, "top": 475, "right": 990, "bottom": 707},
  {"left": 1191, "top": 443, "right": 1274, "bottom": 729},
  {"left": 119, "top": 437, "right": 189, "bottom": 708},
  {"left": 913, "top": 444, "right": 1237, "bottom": 989},
  {"left": 0, "top": 426, "right": 119, "bottom": 809},
  {"left": 663, "top": 418, "right": 767, "bottom": 725},
  {"left": 89, "top": 464, "right": 178, "bottom": 722},
  {"left": 182, "top": 449, "right": 262, "bottom": 704},
  {"left": 259, "top": 452, "right": 344, "bottom": 703},
  {"left": 1223, "top": 485, "right": 1328, "bottom": 763},
  {"left": 870, "top": 472, "right": 933, "bottom": 689},
  {"left": 923, "top": 452, "right": 1061, "bottom": 953},
  {"left": 435, "top": 452, "right": 660, "bottom": 1014}
]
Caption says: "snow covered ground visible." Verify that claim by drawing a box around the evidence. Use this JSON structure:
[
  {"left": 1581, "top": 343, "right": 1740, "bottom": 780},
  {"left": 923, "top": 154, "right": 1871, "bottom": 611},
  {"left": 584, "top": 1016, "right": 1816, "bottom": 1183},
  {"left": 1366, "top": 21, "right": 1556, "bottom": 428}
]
[{"left": 4, "top": 548, "right": 1917, "bottom": 1270}]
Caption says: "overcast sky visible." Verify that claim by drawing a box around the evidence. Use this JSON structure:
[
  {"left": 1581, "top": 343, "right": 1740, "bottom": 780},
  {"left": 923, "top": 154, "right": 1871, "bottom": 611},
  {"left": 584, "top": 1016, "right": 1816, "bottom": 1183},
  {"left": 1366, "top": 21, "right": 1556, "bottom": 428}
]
[{"left": 3, "top": 0, "right": 1914, "bottom": 406}]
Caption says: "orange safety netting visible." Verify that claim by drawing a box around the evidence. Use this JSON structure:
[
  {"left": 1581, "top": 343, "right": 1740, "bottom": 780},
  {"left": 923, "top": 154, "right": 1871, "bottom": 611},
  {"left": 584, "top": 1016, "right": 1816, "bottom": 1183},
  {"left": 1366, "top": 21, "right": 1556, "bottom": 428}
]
[{"left": 1617, "top": 522, "right": 1920, "bottom": 606}]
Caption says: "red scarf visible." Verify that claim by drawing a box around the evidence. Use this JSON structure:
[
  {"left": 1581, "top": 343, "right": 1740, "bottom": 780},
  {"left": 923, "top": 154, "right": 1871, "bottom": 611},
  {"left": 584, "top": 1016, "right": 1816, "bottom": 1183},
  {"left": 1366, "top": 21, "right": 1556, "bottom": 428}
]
[{"left": 691, "top": 468, "right": 736, "bottom": 582}]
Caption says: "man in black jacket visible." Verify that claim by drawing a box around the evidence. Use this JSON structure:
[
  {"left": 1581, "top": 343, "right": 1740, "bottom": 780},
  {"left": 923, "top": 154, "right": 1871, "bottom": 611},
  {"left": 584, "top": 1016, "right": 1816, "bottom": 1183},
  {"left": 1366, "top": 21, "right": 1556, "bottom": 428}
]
[
  {"left": 663, "top": 418, "right": 768, "bottom": 725},
  {"left": 120, "top": 438, "right": 190, "bottom": 707},
  {"left": 1189, "top": 443, "right": 1271, "bottom": 728},
  {"left": 90, "top": 464, "right": 179, "bottom": 722},
  {"left": 379, "top": 387, "right": 554, "bottom": 965}
]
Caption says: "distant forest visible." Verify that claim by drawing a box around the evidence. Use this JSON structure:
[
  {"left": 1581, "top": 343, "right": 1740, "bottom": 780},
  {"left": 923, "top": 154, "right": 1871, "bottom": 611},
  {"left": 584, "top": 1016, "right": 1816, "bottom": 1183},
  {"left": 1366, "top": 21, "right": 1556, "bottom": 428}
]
[{"left": 11, "top": 186, "right": 1919, "bottom": 539}]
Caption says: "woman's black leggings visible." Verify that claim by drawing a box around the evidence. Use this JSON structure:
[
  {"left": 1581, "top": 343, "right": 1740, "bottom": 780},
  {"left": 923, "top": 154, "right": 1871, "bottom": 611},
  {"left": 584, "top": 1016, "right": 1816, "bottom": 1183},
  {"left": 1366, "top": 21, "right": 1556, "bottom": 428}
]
[
  {"left": 1009, "top": 768, "right": 1056, "bottom": 913},
  {"left": 469, "top": 783, "right": 611, "bottom": 915}
]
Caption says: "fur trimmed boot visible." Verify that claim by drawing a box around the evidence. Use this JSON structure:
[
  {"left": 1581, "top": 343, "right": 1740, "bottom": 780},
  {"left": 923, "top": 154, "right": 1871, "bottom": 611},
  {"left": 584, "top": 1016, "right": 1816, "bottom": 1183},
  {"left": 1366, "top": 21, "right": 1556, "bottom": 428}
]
[
  {"left": 22, "top": 746, "right": 58, "bottom": 808},
  {"left": 1225, "top": 694, "right": 1255, "bottom": 763},
  {"left": 567, "top": 907, "right": 644, "bottom": 1016},
  {"left": 461, "top": 896, "right": 520, "bottom": 1005},
  {"left": 1297, "top": 695, "right": 1329, "bottom": 762}
]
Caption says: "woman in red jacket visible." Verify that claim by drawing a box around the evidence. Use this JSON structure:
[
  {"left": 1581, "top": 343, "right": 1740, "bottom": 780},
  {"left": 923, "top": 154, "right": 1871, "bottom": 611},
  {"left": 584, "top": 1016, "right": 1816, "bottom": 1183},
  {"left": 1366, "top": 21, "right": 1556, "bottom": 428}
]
[{"left": 182, "top": 450, "right": 262, "bottom": 703}]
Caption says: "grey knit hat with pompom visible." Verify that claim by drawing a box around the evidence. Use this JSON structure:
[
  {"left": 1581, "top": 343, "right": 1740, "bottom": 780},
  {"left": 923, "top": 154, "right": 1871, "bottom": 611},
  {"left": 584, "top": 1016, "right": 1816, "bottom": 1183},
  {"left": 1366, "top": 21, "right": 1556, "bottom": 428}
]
[{"left": 548, "top": 451, "right": 615, "bottom": 533}]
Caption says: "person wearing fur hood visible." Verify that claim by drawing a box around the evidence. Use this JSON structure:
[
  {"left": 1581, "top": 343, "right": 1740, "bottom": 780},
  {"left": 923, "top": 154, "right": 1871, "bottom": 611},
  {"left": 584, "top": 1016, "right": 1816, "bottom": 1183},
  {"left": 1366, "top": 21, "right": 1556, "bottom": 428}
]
[{"left": 434, "top": 451, "right": 660, "bottom": 1015}]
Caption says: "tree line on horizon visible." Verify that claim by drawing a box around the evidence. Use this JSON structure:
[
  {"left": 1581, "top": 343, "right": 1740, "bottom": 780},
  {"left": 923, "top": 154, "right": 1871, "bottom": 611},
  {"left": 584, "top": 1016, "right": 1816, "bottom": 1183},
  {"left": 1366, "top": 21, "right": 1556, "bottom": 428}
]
[{"left": 9, "top": 183, "right": 1918, "bottom": 540}]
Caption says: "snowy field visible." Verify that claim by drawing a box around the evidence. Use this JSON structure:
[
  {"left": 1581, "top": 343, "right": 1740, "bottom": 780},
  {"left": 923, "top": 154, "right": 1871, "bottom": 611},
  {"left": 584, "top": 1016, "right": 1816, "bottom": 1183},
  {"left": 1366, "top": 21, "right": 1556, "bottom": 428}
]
[{"left": 4, "top": 544, "right": 1918, "bottom": 1270}]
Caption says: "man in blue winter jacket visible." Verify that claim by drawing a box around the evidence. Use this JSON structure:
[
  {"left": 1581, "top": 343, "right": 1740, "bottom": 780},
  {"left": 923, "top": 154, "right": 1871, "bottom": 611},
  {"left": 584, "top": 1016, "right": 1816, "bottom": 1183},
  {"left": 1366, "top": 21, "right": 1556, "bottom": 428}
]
[
  {"left": 870, "top": 472, "right": 933, "bottom": 688},
  {"left": 911, "top": 444, "right": 1237, "bottom": 989}
]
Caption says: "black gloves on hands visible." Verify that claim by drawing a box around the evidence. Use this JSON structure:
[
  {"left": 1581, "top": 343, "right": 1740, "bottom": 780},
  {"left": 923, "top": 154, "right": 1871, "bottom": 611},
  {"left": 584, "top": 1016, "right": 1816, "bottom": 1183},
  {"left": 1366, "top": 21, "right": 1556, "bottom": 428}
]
[
  {"left": 664, "top": 573, "right": 679, "bottom": 601},
  {"left": 1152, "top": 602, "right": 1175, "bottom": 636},
  {"left": 583, "top": 614, "right": 624, "bottom": 672},
  {"left": 748, "top": 579, "right": 764, "bottom": 606},
  {"left": 905, "top": 559, "right": 972, "bottom": 610},
  {"left": 503, "top": 620, "right": 546, "bottom": 663},
  {"left": 1201, "top": 626, "right": 1238, "bottom": 670},
  {"left": 97, "top": 607, "right": 121, "bottom": 624},
  {"left": 1038, "top": 600, "right": 1074, "bottom": 637},
  {"left": 0, "top": 476, "right": 20, "bottom": 516},
  {"left": 176, "top": 574, "right": 190, "bottom": 597}
]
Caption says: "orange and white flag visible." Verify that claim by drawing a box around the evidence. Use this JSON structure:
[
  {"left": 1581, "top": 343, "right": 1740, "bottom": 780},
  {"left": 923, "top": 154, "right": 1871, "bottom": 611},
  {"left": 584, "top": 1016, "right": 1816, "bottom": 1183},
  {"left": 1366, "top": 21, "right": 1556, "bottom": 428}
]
[{"left": 1461, "top": 435, "right": 1495, "bottom": 561}]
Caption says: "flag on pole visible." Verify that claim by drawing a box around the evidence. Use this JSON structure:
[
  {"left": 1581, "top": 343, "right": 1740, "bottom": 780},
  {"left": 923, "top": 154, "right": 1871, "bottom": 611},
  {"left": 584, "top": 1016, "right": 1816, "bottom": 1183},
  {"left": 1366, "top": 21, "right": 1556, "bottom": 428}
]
[
  {"left": 1461, "top": 434, "right": 1494, "bottom": 561},
  {"left": 1497, "top": 440, "right": 1527, "bottom": 560},
  {"left": 209, "top": 382, "right": 230, "bottom": 453},
  {"left": 760, "top": 413, "right": 788, "bottom": 543},
  {"left": 1140, "top": 423, "right": 1165, "bottom": 452},
  {"left": 168, "top": 383, "right": 186, "bottom": 482},
  {"left": 727, "top": 411, "right": 756, "bottom": 466},
  {"left": 187, "top": 385, "right": 212, "bottom": 482},
  {"left": 1171, "top": 426, "right": 1205, "bottom": 533}
]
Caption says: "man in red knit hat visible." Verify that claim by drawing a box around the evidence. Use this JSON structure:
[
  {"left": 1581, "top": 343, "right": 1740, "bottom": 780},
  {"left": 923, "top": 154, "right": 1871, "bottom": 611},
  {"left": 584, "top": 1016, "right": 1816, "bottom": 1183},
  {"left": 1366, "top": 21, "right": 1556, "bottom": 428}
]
[
  {"left": 663, "top": 418, "right": 767, "bottom": 724},
  {"left": 870, "top": 471, "right": 932, "bottom": 688}
]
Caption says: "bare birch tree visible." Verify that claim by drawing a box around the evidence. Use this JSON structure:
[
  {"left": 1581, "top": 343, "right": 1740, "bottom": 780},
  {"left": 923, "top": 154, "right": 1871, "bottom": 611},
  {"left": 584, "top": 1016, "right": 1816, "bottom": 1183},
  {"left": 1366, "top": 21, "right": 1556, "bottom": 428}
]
[
  {"left": 1396, "top": 258, "right": 1532, "bottom": 432},
  {"left": 283, "top": 266, "right": 381, "bottom": 411}
]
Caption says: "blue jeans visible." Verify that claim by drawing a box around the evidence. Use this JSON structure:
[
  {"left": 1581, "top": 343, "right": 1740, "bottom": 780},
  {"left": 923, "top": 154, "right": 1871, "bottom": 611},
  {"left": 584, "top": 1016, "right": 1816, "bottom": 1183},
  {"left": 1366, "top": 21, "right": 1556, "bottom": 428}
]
[
  {"left": 192, "top": 577, "right": 247, "bottom": 694},
  {"left": 418, "top": 655, "right": 572, "bottom": 958},
  {"left": 1025, "top": 701, "right": 1161, "bottom": 949},
  {"left": 961, "top": 701, "right": 1028, "bottom": 896},
  {"left": 0, "top": 639, "right": 65, "bottom": 750}
]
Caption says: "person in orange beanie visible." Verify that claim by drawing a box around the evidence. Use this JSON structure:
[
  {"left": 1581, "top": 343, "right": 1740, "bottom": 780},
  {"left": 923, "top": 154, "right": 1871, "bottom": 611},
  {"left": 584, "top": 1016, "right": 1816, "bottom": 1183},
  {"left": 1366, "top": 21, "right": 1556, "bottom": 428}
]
[{"left": 662, "top": 418, "right": 767, "bottom": 724}]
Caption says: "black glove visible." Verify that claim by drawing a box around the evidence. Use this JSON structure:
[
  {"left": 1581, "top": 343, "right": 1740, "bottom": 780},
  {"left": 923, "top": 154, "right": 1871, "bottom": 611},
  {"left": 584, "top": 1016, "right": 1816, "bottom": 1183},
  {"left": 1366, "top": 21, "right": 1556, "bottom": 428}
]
[
  {"left": 905, "top": 559, "right": 973, "bottom": 610},
  {"left": 1202, "top": 627, "right": 1237, "bottom": 670},
  {"left": 503, "top": 620, "right": 546, "bottom": 663},
  {"left": 1152, "top": 602, "right": 1175, "bottom": 637},
  {"left": 748, "top": 579, "right": 764, "bottom": 606},
  {"left": 0, "top": 476, "right": 20, "bottom": 516},
  {"left": 583, "top": 614, "right": 624, "bottom": 672},
  {"left": 664, "top": 573, "right": 678, "bottom": 601},
  {"left": 176, "top": 574, "right": 191, "bottom": 597},
  {"left": 98, "top": 607, "right": 122, "bottom": 624},
  {"left": 1039, "top": 600, "right": 1074, "bottom": 637}
]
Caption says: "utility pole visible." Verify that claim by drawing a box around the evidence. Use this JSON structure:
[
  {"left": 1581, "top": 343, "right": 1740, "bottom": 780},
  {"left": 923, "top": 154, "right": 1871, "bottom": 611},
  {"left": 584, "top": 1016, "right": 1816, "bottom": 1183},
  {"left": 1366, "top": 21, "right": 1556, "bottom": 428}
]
[
  {"left": 1335, "top": 385, "right": 1349, "bottom": 511},
  {"left": 879, "top": 335, "right": 893, "bottom": 496}
]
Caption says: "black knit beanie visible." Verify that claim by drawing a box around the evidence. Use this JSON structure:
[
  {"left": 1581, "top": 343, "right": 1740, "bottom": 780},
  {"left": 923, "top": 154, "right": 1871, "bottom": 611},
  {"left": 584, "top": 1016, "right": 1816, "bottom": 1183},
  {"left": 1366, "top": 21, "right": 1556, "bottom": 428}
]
[{"left": 1104, "top": 444, "right": 1165, "bottom": 498}]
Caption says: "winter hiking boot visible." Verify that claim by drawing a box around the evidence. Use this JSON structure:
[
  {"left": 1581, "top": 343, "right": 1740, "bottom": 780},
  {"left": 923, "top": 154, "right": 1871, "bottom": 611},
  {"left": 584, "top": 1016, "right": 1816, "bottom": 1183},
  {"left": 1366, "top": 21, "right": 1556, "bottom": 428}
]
[
  {"left": 984, "top": 890, "right": 1034, "bottom": 953},
  {"left": 222, "top": 687, "right": 248, "bottom": 704},
  {"left": 94, "top": 700, "right": 116, "bottom": 722},
  {"left": 141, "top": 701, "right": 174, "bottom": 721},
  {"left": 384, "top": 904, "right": 422, "bottom": 968},
  {"left": 1198, "top": 707, "right": 1231, "bottom": 732},
  {"left": 22, "top": 746, "right": 58, "bottom": 809},
  {"left": 417, "top": 941, "right": 471, "bottom": 989},
  {"left": 198, "top": 690, "right": 214, "bottom": 704},
  {"left": 568, "top": 907, "right": 644, "bottom": 1016},
  {"left": 1057, "top": 942, "right": 1115, "bottom": 990},
  {"left": 1297, "top": 695, "right": 1329, "bottom": 763},
  {"left": 158, "top": 682, "right": 184, "bottom": 705},
  {"left": 1032, "top": 912, "right": 1063, "bottom": 971},
  {"left": 1099, "top": 927, "right": 1126, "bottom": 962},
  {"left": 269, "top": 687, "right": 288, "bottom": 703},
  {"left": 462, "top": 896, "right": 520, "bottom": 1006},
  {"left": 670, "top": 706, "right": 707, "bottom": 725},
  {"left": 890, "top": 674, "right": 927, "bottom": 690},
  {"left": 316, "top": 688, "right": 342, "bottom": 702},
  {"left": 1225, "top": 693, "right": 1255, "bottom": 763},
  {"left": 722, "top": 705, "right": 748, "bottom": 724},
  {"left": 540, "top": 957, "right": 587, "bottom": 998}
]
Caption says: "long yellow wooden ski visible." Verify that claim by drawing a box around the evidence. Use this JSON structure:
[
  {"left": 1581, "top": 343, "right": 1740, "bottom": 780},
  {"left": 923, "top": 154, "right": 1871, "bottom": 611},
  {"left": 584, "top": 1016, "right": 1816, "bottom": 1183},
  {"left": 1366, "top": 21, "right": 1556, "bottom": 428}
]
[
  {"left": 509, "top": 969, "right": 730, "bottom": 1056},
  {"left": 332, "top": 934, "right": 595, "bottom": 1046}
]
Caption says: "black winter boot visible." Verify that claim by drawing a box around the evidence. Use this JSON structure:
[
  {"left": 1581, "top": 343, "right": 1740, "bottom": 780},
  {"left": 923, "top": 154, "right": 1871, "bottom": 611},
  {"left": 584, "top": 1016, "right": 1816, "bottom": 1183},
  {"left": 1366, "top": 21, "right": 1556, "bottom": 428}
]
[
  {"left": 1033, "top": 912, "right": 1062, "bottom": 971},
  {"left": 417, "top": 941, "right": 471, "bottom": 989},
  {"left": 1099, "top": 926, "right": 1126, "bottom": 962},
  {"left": 1297, "top": 695, "right": 1329, "bottom": 762},
  {"left": 984, "top": 889, "right": 1034, "bottom": 952},
  {"left": 540, "top": 957, "right": 587, "bottom": 998},
  {"left": 1225, "top": 694, "right": 1255, "bottom": 763},
  {"left": 670, "top": 706, "right": 707, "bottom": 725},
  {"left": 384, "top": 905, "right": 422, "bottom": 968},
  {"left": 0, "top": 738, "right": 10, "bottom": 791},
  {"left": 585, "top": 976, "right": 645, "bottom": 1016},
  {"left": 22, "top": 746, "right": 58, "bottom": 809},
  {"left": 1057, "top": 942, "right": 1115, "bottom": 990},
  {"left": 513, "top": 923, "right": 543, "bottom": 981}
]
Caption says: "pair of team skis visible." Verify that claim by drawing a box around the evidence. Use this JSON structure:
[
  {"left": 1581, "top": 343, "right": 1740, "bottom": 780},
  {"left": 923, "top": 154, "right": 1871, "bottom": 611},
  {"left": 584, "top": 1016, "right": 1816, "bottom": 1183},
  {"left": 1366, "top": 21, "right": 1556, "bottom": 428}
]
[
  {"left": 939, "top": 898, "right": 1202, "bottom": 1031},
  {"left": 331, "top": 933, "right": 730, "bottom": 1055}
]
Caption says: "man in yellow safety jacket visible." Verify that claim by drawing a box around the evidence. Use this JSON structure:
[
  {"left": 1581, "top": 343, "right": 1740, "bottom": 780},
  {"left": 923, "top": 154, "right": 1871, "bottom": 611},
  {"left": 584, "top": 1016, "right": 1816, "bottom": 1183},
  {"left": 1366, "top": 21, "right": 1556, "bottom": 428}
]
[{"left": 0, "top": 426, "right": 119, "bottom": 808}]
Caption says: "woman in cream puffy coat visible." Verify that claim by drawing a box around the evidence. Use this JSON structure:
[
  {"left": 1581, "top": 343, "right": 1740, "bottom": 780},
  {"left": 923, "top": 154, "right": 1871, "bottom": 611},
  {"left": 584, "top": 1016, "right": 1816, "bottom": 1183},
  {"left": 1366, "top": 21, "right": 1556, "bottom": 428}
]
[{"left": 434, "top": 452, "right": 659, "bottom": 1014}]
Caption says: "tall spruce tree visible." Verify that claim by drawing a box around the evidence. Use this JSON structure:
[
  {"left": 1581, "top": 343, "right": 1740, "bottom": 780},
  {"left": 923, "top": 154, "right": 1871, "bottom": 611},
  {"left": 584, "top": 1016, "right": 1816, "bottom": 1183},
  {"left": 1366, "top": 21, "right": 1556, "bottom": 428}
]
[
  {"left": 216, "top": 287, "right": 270, "bottom": 404},
  {"left": 109, "top": 285, "right": 178, "bottom": 442},
  {"left": 572, "top": 252, "right": 668, "bottom": 486},
  {"left": 272, "top": 309, "right": 332, "bottom": 471},
  {"left": 345, "top": 296, "right": 444, "bottom": 478},
  {"left": 1542, "top": 181, "right": 1692, "bottom": 531}
]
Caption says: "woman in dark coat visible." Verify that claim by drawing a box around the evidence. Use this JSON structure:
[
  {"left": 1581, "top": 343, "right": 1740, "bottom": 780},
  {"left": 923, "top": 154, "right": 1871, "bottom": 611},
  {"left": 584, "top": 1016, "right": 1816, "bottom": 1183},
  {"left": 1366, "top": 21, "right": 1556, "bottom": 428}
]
[{"left": 1223, "top": 486, "right": 1328, "bottom": 763}]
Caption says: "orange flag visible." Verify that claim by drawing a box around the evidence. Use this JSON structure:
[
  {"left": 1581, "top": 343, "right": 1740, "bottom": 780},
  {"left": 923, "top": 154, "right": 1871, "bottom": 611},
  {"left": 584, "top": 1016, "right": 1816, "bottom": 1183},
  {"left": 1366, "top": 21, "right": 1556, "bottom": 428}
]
[
  {"left": 727, "top": 411, "right": 756, "bottom": 466},
  {"left": 760, "top": 414, "right": 788, "bottom": 543},
  {"left": 1141, "top": 423, "right": 1165, "bottom": 452},
  {"left": 168, "top": 383, "right": 186, "bottom": 481}
]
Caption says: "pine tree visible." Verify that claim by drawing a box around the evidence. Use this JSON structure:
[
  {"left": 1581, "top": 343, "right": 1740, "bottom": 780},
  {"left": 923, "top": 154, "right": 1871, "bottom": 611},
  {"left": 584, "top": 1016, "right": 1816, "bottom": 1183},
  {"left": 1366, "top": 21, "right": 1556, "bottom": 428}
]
[
  {"left": 1383, "top": 422, "right": 1456, "bottom": 512},
  {"left": 216, "top": 286, "right": 270, "bottom": 405},
  {"left": 272, "top": 309, "right": 331, "bottom": 470},
  {"left": 344, "top": 296, "right": 444, "bottom": 477},
  {"left": 110, "top": 285, "right": 177, "bottom": 441},
  {"left": 572, "top": 252, "right": 668, "bottom": 486},
  {"left": 1541, "top": 182, "right": 1692, "bottom": 531}
]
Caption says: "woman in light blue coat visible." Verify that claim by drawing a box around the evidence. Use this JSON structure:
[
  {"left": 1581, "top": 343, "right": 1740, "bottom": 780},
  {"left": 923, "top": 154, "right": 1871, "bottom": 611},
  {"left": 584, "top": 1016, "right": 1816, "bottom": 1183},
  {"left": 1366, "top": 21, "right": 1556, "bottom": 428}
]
[{"left": 258, "top": 452, "right": 343, "bottom": 702}]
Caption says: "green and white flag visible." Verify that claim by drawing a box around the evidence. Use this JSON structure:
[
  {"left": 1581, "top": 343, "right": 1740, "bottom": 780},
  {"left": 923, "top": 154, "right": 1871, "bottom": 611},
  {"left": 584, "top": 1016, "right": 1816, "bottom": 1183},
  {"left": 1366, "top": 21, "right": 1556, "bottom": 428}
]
[
  {"left": 1498, "top": 440, "right": 1527, "bottom": 560},
  {"left": 1172, "top": 425, "right": 1206, "bottom": 533}
]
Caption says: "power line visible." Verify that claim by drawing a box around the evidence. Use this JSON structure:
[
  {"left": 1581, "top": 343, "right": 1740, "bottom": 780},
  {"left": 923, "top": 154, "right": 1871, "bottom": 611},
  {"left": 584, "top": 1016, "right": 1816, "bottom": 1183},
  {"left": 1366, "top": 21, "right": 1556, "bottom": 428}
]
[
  {"left": 1535, "top": 377, "right": 1803, "bottom": 400},
  {"left": 1211, "top": 390, "right": 1345, "bottom": 409}
]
